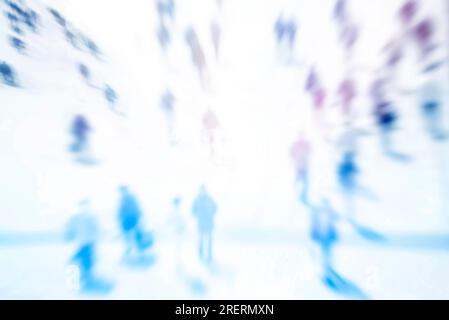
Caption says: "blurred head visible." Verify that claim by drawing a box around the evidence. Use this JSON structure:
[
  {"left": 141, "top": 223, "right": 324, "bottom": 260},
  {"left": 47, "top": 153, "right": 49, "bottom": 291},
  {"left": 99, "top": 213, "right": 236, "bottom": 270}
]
[
  {"left": 119, "top": 185, "right": 129, "bottom": 195},
  {"left": 173, "top": 196, "right": 181, "bottom": 207},
  {"left": 78, "top": 198, "right": 91, "bottom": 211},
  {"left": 399, "top": 0, "right": 418, "bottom": 26}
]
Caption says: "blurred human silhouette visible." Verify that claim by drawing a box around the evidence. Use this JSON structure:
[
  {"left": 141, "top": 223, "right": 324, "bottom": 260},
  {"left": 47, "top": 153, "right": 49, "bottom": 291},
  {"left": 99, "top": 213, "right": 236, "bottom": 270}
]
[
  {"left": 338, "top": 77, "right": 356, "bottom": 120},
  {"left": 0, "top": 61, "right": 17, "bottom": 86},
  {"left": 399, "top": 0, "right": 418, "bottom": 27},
  {"left": 412, "top": 19, "right": 437, "bottom": 59},
  {"left": 24, "top": 9, "right": 38, "bottom": 33},
  {"left": 69, "top": 115, "right": 94, "bottom": 164},
  {"left": 104, "top": 84, "right": 123, "bottom": 116},
  {"left": 309, "top": 198, "right": 369, "bottom": 298},
  {"left": 78, "top": 63, "right": 91, "bottom": 85},
  {"left": 203, "top": 108, "right": 219, "bottom": 156},
  {"left": 333, "top": 0, "right": 359, "bottom": 54},
  {"left": 192, "top": 186, "right": 217, "bottom": 264},
  {"left": 337, "top": 152, "right": 359, "bottom": 222},
  {"left": 157, "top": 22, "right": 171, "bottom": 51},
  {"left": 160, "top": 88, "right": 177, "bottom": 144},
  {"left": 274, "top": 15, "right": 297, "bottom": 62},
  {"left": 65, "top": 200, "right": 114, "bottom": 294},
  {"left": 305, "top": 68, "right": 327, "bottom": 111},
  {"left": 118, "top": 186, "right": 154, "bottom": 262},
  {"left": 211, "top": 19, "right": 221, "bottom": 61},
  {"left": 9, "top": 36, "right": 26, "bottom": 54},
  {"left": 49, "top": 8, "right": 66, "bottom": 27},
  {"left": 6, "top": 12, "right": 21, "bottom": 34},
  {"left": 305, "top": 68, "right": 328, "bottom": 132},
  {"left": 168, "top": 196, "right": 185, "bottom": 266},
  {"left": 371, "top": 77, "right": 411, "bottom": 161},
  {"left": 290, "top": 133, "right": 311, "bottom": 205},
  {"left": 85, "top": 38, "right": 100, "bottom": 58},
  {"left": 309, "top": 198, "right": 339, "bottom": 278},
  {"left": 156, "top": 0, "right": 175, "bottom": 22},
  {"left": 185, "top": 27, "right": 208, "bottom": 86},
  {"left": 420, "top": 78, "right": 447, "bottom": 141}
]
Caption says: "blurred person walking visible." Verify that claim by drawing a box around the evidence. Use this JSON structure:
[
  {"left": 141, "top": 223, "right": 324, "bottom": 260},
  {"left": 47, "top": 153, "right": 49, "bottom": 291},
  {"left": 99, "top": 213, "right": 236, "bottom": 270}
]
[{"left": 192, "top": 185, "right": 217, "bottom": 264}]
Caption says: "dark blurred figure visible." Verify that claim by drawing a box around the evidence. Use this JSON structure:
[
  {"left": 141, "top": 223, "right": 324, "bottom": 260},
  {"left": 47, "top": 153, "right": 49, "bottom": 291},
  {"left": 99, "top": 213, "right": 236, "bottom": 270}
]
[
  {"left": 370, "top": 77, "right": 411, "bottom": 161},
  {"left": 9, "top": 36, "right": 26, "bottom": 54},
  {"left": 69, "top": 114, "right": 92, "bottom": 163},
  {"left": 305, "top": 68, "right": 328, "bottom": 132},
  {"left": 78, "top": 63, "right": 91, "bottom": 84},
  {"left": 49, "top": 8, "right": 66, "bottom": 27},
  {"left": 375, "top": 101, "right": 398, "bottom": 155},
  {"left": 156, "top": 0, "right": 175, "bottom": 21},
  {"left": 85, "top": 38, "right": 100, "bottom": 58},
  {"left": 420, "top": 79, "right": 447, "bottom": 141},
  {"left": 185, "top": 27, "right": 208, "bottom": 86},
  {"left": 24, "top": 9, "right": 39, "bottom": 33},
  {"left": 0, "top": 61, "right": 17, "bottom": 86},
  {"left": 274, "top": 14, "right": 297, "bottom": 62},
  {"left": 333, "top": 0, "right": 359, "bottom": 54},
  {"left": 118, "top": 186, "right": 154, "bottom": 260},
  {"left": 305, "top": 68, "right": 327, "bottom": 112},
  {"left": 337, "top": 152, "right": 359, "bottom": 222},
  {"left": 156, "top": 0, "right": 175, "bottom": 52},
  {"left": 103, "top": 84, "right": 121, "bottom": 113},
  {"left": 104, "top": 85, "right": 117, "bottom": 104},
  {"left": 160, "top": 88, "right": 176, "bottom": 143},
  {"left": 157, "top": 22, "right": 171, "bottom": 51},
  {"left": 338, "top": 77, "right": 357, "bottom": 121},
  {"left": 309, "top": 198, "right": 339, "bottom": 279},
  {"left": 65, "top": 199, "right": 114, "bottom": 294},
  {"left": 6, "top": 12, "right": 20, "bottom": 34},
  {"left": 192, "top": 185, "right": 217, "bottom": 264},
  {"left": 399, "top": 0, "right": 418, "bottom": 27},
  {"left": 290, "top": 133, "right": 311, "bottom": 205},
  {"left": 412, "top": 18, "right": 437, "bottom": 59}
]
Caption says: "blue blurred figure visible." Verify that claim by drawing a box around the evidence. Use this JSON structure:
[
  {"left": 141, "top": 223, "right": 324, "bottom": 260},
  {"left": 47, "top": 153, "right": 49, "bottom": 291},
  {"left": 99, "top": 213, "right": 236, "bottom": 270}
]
[
  {"left": 118, "top": 186, "right": 154, "bottom": 262},
  {"left": 192, "top": 185, "right": 217, "bottom": 264},
  {"left": 274, "top": 16, "right": 297, "bottom": 49},
  {"left": 310, "top": 198, "right": 339, "bottom": 278},
  {"left": 309, "top": 198, "right": 369, "bottom": 298},
  {"left": 160, "top": 88, "right": 177, "bottom": 143},
  {"left": 371, "top": 77, "right": 410, "bottom": 161},
  {"left": 104, "top": 84, "right": 123, "bottom": 116},
  {"left": 290, "top": 133, "right": 311, "bottom": 205},
  {"left": 78, "top": 63, "right": 91, "bottom": 84},
  {"left": 420, "top": 78, "right": 447, "bottom": 141},
  {"left": 9, "top": 36, "right": 26, "bottom": 54},
  {"left": 104, "top": 85, "right": 117, "bottom": 105},
  {"left": 65, "top": 199, "right": 114, "bottom": 294},
  {"left": 0, "top": 61, "right": 17, "bottom": 86},
  {"left": 157, "top": 22, "right": 171, "bottom": 51},
  {"left": 49, "top": 8, "right": 66, "bottom": 27},
  {"left": 338, "top": 152, "right": 358, "bottom": 221},
  {"left": 156, "top": 0, "right": 175, "bottom": 52},
  {"left": 6, "top": 12, "right": 21, "bottom": 34},
  {"left": 167, "top": 196, "right": 185, "bottom": 266},
  {"left": 274, "top": 14, "right": 297, "bottom": 62},
  {"left": 24, "top": 10, "right": 39, "bottom": 33},
  {"left": 69, "top": 114, "right": 92, "bottom": 163},
  {"left": 156, "top": 0, "right": 175, "bottom": 21},
  {"left": 185, "top": 27, "right": 208, "bottom": 86}
]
